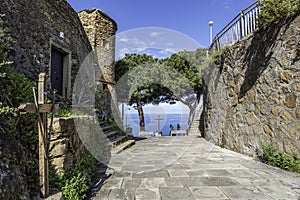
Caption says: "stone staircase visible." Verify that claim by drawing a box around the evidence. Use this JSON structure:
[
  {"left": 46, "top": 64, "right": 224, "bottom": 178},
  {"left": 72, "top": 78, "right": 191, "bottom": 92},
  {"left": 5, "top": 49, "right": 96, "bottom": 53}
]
[
  {"left": 99, "top": 121, "right": 135, "bottom": 154},
  {"left": 187, "top": 104, "right": 203, "bottom": 136}
]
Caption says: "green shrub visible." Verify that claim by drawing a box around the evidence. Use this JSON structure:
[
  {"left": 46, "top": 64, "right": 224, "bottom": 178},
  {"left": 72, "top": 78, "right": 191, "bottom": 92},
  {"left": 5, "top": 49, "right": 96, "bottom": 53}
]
[
  {"left": 261, "top": 143, "right": 300, "bottom": 173},
  {"left": 49, "top": 150, "right": 97, "bottom": 200},
  {"left": 54, "top": 107, "right": 72, "bottom": 117},
  {"left": 258, "top": 0, "right": 300, "bottom": 28}
]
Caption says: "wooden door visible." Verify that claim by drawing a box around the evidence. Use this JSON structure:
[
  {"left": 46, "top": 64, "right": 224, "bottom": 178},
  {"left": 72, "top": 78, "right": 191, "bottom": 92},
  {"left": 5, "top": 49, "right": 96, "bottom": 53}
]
[{"left": 51, "top": 48, "right": 63, "bottom": 95}]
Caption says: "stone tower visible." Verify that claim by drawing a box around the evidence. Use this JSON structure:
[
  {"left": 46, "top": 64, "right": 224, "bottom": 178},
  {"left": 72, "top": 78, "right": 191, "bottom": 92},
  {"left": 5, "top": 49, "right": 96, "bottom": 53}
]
[
  {"left": 78, "top": 9, "right": 121, "bottom": 124},
  {"left": 78, "top": 9, "right": 118, "bottom": 88}
]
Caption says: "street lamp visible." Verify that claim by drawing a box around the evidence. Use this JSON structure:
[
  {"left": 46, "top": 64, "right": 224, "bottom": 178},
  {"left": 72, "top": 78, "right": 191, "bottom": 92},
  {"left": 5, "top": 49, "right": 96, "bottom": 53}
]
[{"left": 209, "top": 21, "right": 214, "bottom": 45}]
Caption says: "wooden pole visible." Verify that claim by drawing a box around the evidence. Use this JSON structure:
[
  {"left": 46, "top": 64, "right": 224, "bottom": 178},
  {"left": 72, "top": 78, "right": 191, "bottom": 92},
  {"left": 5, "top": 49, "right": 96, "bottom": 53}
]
[{"left": 37, "top": 73, "right": 49, "bottom": 198}]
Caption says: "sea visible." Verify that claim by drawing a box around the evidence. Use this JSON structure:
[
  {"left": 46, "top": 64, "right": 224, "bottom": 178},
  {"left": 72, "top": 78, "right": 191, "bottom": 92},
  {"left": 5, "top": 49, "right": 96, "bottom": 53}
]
[{"left": 124, "top": 113, "right": 189, "bottom": 136}]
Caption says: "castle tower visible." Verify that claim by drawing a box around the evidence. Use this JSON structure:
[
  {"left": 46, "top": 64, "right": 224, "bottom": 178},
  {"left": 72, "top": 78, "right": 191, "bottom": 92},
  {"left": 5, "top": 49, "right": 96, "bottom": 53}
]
[
  {"left": 78, "top": 9, "right": 118, "bottom": 88},
  {"left": 78, "top": 9, "right": 121, "bottom": 124}
]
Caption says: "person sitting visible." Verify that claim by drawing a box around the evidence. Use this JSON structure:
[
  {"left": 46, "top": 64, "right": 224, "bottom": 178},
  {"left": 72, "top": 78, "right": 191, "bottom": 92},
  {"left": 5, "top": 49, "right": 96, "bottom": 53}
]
[
  {"left": 169, "top": 124, "right": 174, "bottom": 136},
  {"left": 177, "top": 123, "right": 181, "bottom": 130}
]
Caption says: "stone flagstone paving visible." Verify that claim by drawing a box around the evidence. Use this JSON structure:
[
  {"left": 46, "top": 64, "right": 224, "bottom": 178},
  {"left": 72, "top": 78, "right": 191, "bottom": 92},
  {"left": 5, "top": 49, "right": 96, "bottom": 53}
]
[{"left": 89, "top": 136, "right": 300, "bottom": 200}]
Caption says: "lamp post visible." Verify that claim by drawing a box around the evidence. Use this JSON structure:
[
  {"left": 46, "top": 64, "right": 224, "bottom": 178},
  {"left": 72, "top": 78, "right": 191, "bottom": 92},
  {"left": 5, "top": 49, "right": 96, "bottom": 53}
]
[{"left": 209, "top": 21, "right": 214, "bottom": 45}]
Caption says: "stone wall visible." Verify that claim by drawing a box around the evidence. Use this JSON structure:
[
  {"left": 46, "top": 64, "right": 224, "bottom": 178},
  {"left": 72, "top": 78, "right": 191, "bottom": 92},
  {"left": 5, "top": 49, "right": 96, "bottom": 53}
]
[
  {"left": 49, "top": 117, "right": 85, "bottom": 172},
  {"left": 202, "top": 15, "right": 300, "bottom": 159},
  {"left": 0, "top": 124, "right": 38, "bottom": 199},
  {"left": 0, "top": 0, "right": 92, "bottom": 98}
]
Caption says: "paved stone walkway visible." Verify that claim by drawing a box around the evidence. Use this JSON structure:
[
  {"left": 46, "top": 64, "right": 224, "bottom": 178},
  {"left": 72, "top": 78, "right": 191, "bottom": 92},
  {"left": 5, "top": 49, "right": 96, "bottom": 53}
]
[{"left": 89, "top": 136, "right": 300, "bottom": 200}]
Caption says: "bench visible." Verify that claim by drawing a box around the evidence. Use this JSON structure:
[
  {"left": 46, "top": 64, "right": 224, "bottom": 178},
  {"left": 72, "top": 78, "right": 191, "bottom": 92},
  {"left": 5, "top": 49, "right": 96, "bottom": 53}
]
[{"left": 170, "top": 130, "right": 186, "bottom": 136}]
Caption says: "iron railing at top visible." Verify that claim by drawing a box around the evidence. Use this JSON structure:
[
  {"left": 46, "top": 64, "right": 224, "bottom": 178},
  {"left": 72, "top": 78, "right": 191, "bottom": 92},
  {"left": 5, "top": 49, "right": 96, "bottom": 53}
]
[{"left": 209, "top": 1, "right": 260, "bottom": 52}]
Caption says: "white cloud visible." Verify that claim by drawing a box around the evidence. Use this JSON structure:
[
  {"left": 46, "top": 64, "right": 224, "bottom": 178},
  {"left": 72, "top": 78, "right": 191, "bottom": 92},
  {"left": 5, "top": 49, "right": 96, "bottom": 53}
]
[
  {"left": 116, "top": 27, "right": 201, "bottom": 60},
  {"left": 150, "top": 31, "right": 162, "bottom": 37},
  {"left": 118, "top": 36, "right": 129, "bottom": 43}
]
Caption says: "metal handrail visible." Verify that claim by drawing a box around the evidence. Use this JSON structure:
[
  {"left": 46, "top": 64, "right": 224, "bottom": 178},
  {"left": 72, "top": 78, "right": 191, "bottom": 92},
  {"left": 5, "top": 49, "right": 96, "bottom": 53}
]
[{"left": 209, "top": 1, "right": 260, "bottom": 52}]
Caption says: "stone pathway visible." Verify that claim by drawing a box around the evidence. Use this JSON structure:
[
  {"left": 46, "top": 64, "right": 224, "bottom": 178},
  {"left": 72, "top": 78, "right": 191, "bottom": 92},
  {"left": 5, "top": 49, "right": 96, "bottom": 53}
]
[{"left": 89, "top": 136, "right": 300, "bottom": 200}]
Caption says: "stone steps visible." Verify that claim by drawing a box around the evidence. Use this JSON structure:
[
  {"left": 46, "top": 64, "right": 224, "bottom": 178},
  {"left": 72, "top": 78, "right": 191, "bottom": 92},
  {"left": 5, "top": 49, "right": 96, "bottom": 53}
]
[
  {"left": 188, "top": 105, "right": 203, "bottom": 136},
  {"left": 99, "top": 120, "right": 135, "bottom": 153},
  {"left": 110, "top": 139, "right": 135, "bottom": 154}
]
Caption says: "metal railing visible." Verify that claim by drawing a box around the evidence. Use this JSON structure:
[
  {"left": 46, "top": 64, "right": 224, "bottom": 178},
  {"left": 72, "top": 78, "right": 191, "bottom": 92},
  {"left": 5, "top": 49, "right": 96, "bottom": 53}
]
[{"left": 209, "top": 1, "right": 260, "bottom": 51}]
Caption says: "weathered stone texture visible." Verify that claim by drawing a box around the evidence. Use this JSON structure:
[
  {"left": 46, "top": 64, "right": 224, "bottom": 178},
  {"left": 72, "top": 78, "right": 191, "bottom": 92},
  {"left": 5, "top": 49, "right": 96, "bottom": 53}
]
[
  {"left": 49, "top": 117, "right": 85, "bottom": 173},
  {"left": 203, "top": 15, "right": 300, "bottom": 159},
  {"left": 0, "top": 0, "right": 92, "bottom": 94},
  {"left": 78, "top": 9, "right": 117, "bottom": 83}
]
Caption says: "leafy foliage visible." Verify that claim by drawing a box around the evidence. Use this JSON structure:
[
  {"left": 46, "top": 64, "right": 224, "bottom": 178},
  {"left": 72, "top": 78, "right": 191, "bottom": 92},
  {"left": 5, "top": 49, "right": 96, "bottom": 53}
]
[
  {"left": 0, "top": 14, "right": 35, "bottom": 112},
  {"left": 49, "top": 150, "right": 97, "bottom": 200},
  {"left": 261, "top": 143, "right": 300, "bottom": 173},
  {"left": 258, "top": 0, "right": 300, "bottom": 28},
  {"left": 115, "top": 49, "right": 207, "bottom": 130},
  {"left": 160, "top": 53, "right": 203, "bottom": 98}
]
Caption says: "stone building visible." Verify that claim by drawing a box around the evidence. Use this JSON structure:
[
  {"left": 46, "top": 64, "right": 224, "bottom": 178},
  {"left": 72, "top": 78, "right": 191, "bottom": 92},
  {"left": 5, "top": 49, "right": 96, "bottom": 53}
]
[
  {"left": 0, "top": 0, "right": 92, "bottom": 98},
  {"left": 0, "top": 0, "right": 118, "bottom": 198}
]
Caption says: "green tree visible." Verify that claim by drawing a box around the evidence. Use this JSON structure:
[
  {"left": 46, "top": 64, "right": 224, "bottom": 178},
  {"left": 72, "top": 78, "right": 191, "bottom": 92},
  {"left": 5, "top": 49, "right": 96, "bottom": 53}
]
[
  {"left": 116, "top": 54, "right": 161, "bottom": 131},
  {"left": 160, "top": 51, "right": 204, "bottom": 102},
  {"left": 115, "top": 49, "right": 207, "bottom": 132}
]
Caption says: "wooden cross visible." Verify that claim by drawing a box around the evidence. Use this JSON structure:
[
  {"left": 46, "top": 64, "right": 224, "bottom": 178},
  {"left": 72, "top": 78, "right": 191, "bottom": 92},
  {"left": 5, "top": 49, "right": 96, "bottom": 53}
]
[
  {"left": 154, "top": 115, "right": 164, "bottom": 132},
  {"left": 19, "top": 73, "right": 58, "bottom": 198}
]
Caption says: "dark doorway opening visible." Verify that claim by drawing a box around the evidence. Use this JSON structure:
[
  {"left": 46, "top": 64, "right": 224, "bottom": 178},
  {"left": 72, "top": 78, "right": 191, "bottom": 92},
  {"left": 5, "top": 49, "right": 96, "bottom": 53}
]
[{"left": 51, "top": 48, "right": 64, "bottom": 96}]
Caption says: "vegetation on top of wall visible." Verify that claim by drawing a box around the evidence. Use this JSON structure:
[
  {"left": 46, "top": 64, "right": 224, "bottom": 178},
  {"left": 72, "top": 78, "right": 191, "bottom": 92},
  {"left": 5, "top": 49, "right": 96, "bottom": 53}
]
[
  {"left": 210, "top": 45, "right": 232, "bottom": 64},
  {"left": 258, "top": 0, "right": 300, "bottom": 28},
  {"left": 261, "top": 143, "right": 300, "bottom": 173}
]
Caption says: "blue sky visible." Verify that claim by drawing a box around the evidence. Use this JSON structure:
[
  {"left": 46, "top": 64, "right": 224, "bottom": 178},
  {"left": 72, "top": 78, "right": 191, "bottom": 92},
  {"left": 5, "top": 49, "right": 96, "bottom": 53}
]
[
  {"left": 67, "top": 0, "right": 256, "bottom": 49},
  {"left": 67, "top": 0, "right": 256, "bottom": 115}
]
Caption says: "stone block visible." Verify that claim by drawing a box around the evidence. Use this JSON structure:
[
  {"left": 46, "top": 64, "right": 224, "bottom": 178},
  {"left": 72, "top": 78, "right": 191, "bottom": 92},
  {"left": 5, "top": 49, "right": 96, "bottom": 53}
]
[
  {"left": 248, "top": 89, "right": 256, "bottom": 103},
  {"left": 253, "top": 125, "right": 263, "bottom": 135},
  {"left": 135, "top": 188, "right": 160, "bottom": 200},
  {"left": 279, "top": 122, "right": 288, "bottom": 134},
  {"left": 246, "top": 112, "right": 258, "bottom": 125},
  {"left": 272, "top": 106, "right": 282, "bottom": 116},
  {"left": 49, "top": 139, "right": 68, "bottom": 158},
  {"left": 263, "top": 125, "right": 273, "bottom": 137},
  {"left": 190, "top": 187, "right": 227, "bottom": 199},
  {"left": 292, "top": 82, "right": 300, "bottom": 92},
  {"left": 284, "top": 94, "right": 297, "bottom": 108},
  {"left": 287, "top": 121, "right": 300, "bottom": 140},
  {"left": 51, "top": 155, "right": 70, "bottom": 172},
  {"left": 268, "top": 96, "right": 276, "bottom": 105},
  {"left": 160, "top": 187, "right": 194, "bottom": 199},
  {"left": 52, "top": 118, "right": 74, "bottom": 133},
  {"left": 281, "top": 86, "right": 290, "bottom": 93},
  {"left": 281, "top": 110, "right": 293, "bottom": 123},
  {"left": 220, "top": 186, "right": 271, "bottom": 199},
  {"left": 268, "top": 118, "right": 277, "bottom": 126},
  {"left": 283, "top": 139, "right": 300, "bottom": 158},
  {"left": 258, "top": 76, "right": 266, "bottom": 84},
  {"left": 279, "top": 70, "right": 292, "bottom": 83},
  {"left": 259, "top": 84, "right": 272, "bottom": 97},
  {"left": 296, "top": 108, "right": 300, "bottom": 119},
  {"left": 254, "top": 105, "right": 259, "bottom": 115}
]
